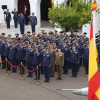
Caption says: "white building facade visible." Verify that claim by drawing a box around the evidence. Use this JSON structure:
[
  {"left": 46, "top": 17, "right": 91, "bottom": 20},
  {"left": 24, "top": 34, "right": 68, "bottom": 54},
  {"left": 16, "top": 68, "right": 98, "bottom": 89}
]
[{"left": 0, "top": 0, "right": 100, "bottom": 35}]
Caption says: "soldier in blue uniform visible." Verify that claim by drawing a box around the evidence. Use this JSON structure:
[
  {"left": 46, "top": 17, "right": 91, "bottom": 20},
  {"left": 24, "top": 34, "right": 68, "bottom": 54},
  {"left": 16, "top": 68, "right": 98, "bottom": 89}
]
[
  {"left": 18, "top": 13, "right": 26, "bottom": 34},
  {"left": 8, "top": 42, "right": 17, "bottom": 72},
  {"left": 16, "top": 42, "right": 26, "bottom": 74},
  {"left": 69, "top": 45, "right": 80, "bottom": 77},
  {"left": 29, "top": 13, "right": 37, "bottom": 33},
  {"left": 42, "top": 48, "right": 52, "bottom": 82},
  {"left": 0, "top": 38, "right": 5, "bottom": 69},
  {"left": 12, "top": 8, "right": 18, "bottom": 28},
  {"left": 32, "top": 48, "right": 41, "bottom": 80},
  {"left": 25, "top": 44, "right": 33, "bottom": 77},
  {"left": 4, "top": 9, "right": 11, "bottom": 29},
  {"left": 4, "top": 40, "right": 11, "bottom": 70}
]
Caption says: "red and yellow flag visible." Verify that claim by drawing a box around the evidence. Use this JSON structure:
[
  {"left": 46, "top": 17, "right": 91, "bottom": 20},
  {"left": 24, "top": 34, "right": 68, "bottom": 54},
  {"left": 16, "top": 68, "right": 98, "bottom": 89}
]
[
  {"left": 88, "top": 22, "right": 100, "bottom": 100},
  {"left": 51, "top": 0, "right": 54, "bottom": 5},
  {"left": 92, "top": 0, "right": 98, "bottom": 11}
]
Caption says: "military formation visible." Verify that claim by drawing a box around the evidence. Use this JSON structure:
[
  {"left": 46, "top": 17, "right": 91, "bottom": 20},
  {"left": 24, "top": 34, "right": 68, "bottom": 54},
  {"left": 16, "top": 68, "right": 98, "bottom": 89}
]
[
  {"left": 0, "top": 30, "right": 100, "bottom": 83},
  {"left": 4, "top": 6, "right": 37, "bottom": 34}
]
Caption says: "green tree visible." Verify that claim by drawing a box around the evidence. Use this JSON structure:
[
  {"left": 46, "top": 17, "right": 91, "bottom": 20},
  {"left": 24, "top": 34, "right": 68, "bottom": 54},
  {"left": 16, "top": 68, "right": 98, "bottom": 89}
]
[{"left": 48, "top": 0, "right": 92, "bottom": 31}]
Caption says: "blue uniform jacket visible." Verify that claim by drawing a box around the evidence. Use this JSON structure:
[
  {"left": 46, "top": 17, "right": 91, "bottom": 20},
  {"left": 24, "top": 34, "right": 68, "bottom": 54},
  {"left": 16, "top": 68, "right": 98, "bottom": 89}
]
[
  {"left": 42, "top": 52, "right": 52, "bottom": 67},
  {"left": 69, "top": 50, "right": 80, "bottom": 63},
  {"left": 32, "top": 52, "right": 41, "bottom": 66},
  {"left": 12, "top": 11, "right": 18, "bottom": 20},
  {"left": 0, "top": 42, "right": 5, "bottom": 56},
  {"left": 25, "top": 48, "right": 33, "bottom": 62},
  {"left": 4, "top": 44, "right": 11, "bottom": 57},
  {"left": 8, "top": 46, "right": 17, "bottom": 60},
  {"left": 16, "top": 46, "right": 26, "bottom": 61}
]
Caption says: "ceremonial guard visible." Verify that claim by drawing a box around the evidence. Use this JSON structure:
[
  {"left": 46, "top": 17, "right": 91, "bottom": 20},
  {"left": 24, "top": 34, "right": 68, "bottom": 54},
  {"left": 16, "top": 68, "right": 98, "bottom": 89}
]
[
  {"left": 8, "top": 42, "right": 17, "bottom": 72},
  {"left": 55, "top": 48, "right": 64, "bottom": 80},
  {"left": 32, "top": 48, "right": 41, "bottom": 80},
  {"left": 4, "top": 9, "right": 11, "bottom": 29},
  {"left": 29, "top": 13, "right": 37, "bottom": 33},
  {"left": 82, "top": 43, "right": 89, "bottom": 74},
  {"left": 0, "top": 38, "right": 5, "bottom": 69},
  {"left": 18, "top": 13, "right": 26, "bottom": 34},
  {"left": 12, "top": 8, "right": 18, "bottom": 28},
  {"left": 25, "top": 44, "right": 33, "bottom": 77},
  {"left": 42, "top": 48, "right": 52, "bottom": 82},
  {"left": 69, "top": 45, "right": 80, "bottom": 77},
  {"left": 49, "top": 45, "right": 55, "bottom": 77}
]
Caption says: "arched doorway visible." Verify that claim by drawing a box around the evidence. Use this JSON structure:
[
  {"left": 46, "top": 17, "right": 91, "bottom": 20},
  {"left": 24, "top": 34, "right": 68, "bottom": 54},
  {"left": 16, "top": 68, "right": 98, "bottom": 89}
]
[
  {"left": 18, "top": 0, "right": 30, "bottom": 14},
  {"left": 40, "top": 0, "right": 51, "bottom": 21}
]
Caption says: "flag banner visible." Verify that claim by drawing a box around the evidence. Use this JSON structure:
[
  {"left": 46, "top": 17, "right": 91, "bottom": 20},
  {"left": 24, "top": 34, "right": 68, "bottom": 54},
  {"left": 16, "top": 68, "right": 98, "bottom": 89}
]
[
  {"left": 92, "top": 0, "right": 98, "bottom": 11},
  {"left": 88, "top": 22, "right": 100, "bottom": 100}
]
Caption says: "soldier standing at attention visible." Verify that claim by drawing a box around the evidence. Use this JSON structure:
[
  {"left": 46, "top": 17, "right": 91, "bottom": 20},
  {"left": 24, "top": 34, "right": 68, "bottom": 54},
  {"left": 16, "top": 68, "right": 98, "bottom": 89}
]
[
  {"left": 4, "top": 9, "right": 11, "bottom": 29},
  {"left": 42, "top": 48, "right": 52, "bottom": 83},
  {"left": 18, "top": 13, "right": 26, "bottom": 34},
  {"left": 12, "top": 8, "right": 18, "bottom": 28},
  {"left": 55, "top": 48, "right": 64, "bottom": 80},
  {"left": 29, "top": 13, "right": 37, "bottom": 33},
  {"left": 49, "top": 45, "right": 55, "bottom": 77},
  {"left": 69, "top": 45, "right": 80, "bottom": 77}
]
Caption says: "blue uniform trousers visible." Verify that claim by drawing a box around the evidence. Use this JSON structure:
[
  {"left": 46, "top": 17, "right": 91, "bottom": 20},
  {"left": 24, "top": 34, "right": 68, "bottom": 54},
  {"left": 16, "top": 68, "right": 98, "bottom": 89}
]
[
  {"left": 71, "top": 63, "right": 77, "bottom": 76},
  {"left": 26, "top": 61, "right": 33, "bottom": 76},
  {"left": 20, "top": 25, "right": 24, "bottom": 34},
  {"left": 44, "top": 66, "right": 50, "bottom": 81}
]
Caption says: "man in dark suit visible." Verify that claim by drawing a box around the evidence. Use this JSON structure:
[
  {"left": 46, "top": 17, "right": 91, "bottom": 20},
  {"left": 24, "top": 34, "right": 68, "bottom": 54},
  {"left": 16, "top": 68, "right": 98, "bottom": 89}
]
[
  {"left": 12, "top": 8, "right": 18, "bottom": 28},
  {"left": 29, "top": 13, "right": 37, "bottom": 33},
  {"left": 4, "top": 9, "right": 11, "bottom": 29},
  {"left": 23, "top": 5, "right": 29, "bottom": 25}
]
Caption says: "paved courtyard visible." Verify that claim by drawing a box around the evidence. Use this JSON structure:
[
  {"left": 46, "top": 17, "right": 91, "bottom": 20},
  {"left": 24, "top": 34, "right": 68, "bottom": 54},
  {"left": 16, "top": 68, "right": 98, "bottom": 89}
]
[
  {"left": 0, "top": 22, "right": 88, "bottom": 100},
  {"left": 0, "top": 64, "right": 88, "bottom": 100}
]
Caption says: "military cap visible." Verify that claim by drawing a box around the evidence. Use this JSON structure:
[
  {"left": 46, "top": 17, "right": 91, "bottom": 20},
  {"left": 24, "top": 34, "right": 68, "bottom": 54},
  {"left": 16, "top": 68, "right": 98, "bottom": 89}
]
[
  {"left": 15, "top": 33, "right": 19, "bottom": 36},
  {"left": 50, "top": 45, "right": 53, "bottom": 47},
  {"left": 83, "top": 32, "right": 87, "bottom": 34},
  {"left": 35, "top": 47, "right": 38, "bottom": 50},
  {"left": 74, "top": 30, "right": 78, "bottom": 32},
  {"left": 1, "top": 33, "right": 5, "bottom": 35},
  {"left": 60, "top": 31, "right": 63, "bottom": 33},
  {"left": 49, "top": 31, "right": 53, "bottom": 34},
  {"left": 8, "top": 34, "right": 11, "bottom": 36},
  {"left": 47, "top": 41, "right": 50, "bottom": 43},
  {"left": 55, "top": 30, "right": 58, "bottom": 32},
  {"left": 43, "top": 32, "right": 47, "bottom": 34},
  {"left": 27, "top": 31, "right": 31, "bottom": 33}
]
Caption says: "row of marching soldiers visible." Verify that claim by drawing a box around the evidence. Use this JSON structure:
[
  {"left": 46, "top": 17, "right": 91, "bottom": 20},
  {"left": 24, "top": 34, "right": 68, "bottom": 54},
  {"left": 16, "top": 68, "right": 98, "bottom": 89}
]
[{"left": 0, "top": 30, "right": 100, "bottom": 83}]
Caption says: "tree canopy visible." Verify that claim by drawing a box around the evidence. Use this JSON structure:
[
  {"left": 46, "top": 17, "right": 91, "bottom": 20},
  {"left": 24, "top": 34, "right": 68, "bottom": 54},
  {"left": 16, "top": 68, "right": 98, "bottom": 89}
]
[{"left": 48, "top": 0, "right": 93, "bottom": 31}]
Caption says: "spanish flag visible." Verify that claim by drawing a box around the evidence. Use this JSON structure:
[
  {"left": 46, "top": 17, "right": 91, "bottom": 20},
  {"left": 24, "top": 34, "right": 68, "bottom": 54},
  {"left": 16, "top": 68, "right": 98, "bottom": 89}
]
[
  {"left": 88, "top": 22, "right": 100, "bottom": 100},
  {"left": 92, "top": 0, "right": 98, "bottom": 11},
  {"left": 51, "top": 0, "right": 54, "bottom": 5}
]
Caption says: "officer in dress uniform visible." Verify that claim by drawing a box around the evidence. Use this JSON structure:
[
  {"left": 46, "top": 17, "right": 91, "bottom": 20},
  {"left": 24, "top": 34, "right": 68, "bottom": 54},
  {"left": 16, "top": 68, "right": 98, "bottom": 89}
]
[
  {"left": 49, "top": 45, "right": 55, "bottom": 77},
  {"left": 16, "top": 42, "right": 26, "bottom": 74},
  {"left": 29, "top": 13, "right": 37, "bottom": 33},
  {"left": 69, "top": 45, "right": 80, "bottom": 77},
  {"left": 4, "top": 9, "right": 11, "bottom": 29},
  {"left": 4, "top": 40, "right": 11, "bottom": 70},
  {"left": 25, "top": 44, "right": 33, "bottom": 77},
  {"left": 82, "top": 43, "right": 89, "bottom": 74},
  {"left": 18, "top": 13, "right": 26, "bottom": 34},
  {"left": 12, "top": 8, "right": 18, "bottom": 28},
  {"left": 55, "top": 48, "right": 64, "bottom": 80},
  {"left": 32, "top": 48, "right": 41, "bottom": 80},
  {"left": 42, "top": 48, "right": 52, "bottom": 82},
  {"left": 8, "top": 42, "right": 17, "bottom": 72},
  {"left": 0, "top": 38, "right": 5, "bottom": 69}
]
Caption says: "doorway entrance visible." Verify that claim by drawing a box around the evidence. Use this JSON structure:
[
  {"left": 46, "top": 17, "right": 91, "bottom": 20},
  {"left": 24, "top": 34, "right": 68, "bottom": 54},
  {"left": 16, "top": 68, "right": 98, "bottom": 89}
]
[
  {"left": 18, "top": 0, "right": 30, "bottom": 14},
  {"left": 40, "top": 0, "right": 51, "bottom": 21}
]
